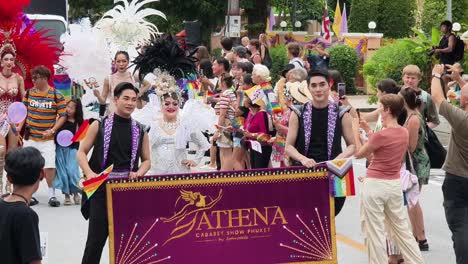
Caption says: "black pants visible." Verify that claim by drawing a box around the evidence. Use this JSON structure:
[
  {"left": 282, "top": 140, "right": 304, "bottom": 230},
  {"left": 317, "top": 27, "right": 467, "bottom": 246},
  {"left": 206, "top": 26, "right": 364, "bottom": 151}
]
[
  {"left": 82, "top": 185, "right": 108, "bottom": 264},
  {"left": 334, "top": 197, "right": 346, "bottom": 216},
  {"left": 442, "top": 172, "right": 468, "bottom": 264},
  {"left": 250, "top": 146, "right": 272, "bottom": 169}
]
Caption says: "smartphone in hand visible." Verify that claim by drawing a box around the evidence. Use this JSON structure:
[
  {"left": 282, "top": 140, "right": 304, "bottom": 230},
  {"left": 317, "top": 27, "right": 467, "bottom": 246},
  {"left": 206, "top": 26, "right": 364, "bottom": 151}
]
[{"left": 338, "top": 83, "right": 346, "bottom": 99}]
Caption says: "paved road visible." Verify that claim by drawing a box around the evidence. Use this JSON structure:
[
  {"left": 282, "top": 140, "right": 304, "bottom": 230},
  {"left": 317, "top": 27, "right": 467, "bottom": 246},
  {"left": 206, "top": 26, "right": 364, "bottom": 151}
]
[{"left": 22, "top": 160, "right": 455, "bottom": 264}]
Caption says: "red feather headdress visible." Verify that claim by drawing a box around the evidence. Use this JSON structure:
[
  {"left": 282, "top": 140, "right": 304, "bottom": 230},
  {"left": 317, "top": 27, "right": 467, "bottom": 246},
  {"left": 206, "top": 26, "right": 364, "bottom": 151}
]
[
  {"left": 0, "top": 0, "right": 31, "bottom": 31},
  {"left": 0, "top": 21, "right": 61, "bottom": 89}
]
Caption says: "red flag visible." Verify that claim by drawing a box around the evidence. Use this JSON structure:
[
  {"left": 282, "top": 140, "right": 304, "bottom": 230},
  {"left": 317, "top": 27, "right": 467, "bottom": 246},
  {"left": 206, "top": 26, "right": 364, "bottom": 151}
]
[{"left": 322, "top": 0, "right": 331, "bottom": 42}]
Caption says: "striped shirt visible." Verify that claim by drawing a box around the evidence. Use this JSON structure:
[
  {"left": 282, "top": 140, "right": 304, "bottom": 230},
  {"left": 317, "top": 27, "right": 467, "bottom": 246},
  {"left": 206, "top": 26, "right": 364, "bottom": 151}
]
[
  {"left": 23, "top": 87, "right": 67, "bottom": 141},
  {"left": 215, "top": 89, "right": 237, "bottom": 120}
]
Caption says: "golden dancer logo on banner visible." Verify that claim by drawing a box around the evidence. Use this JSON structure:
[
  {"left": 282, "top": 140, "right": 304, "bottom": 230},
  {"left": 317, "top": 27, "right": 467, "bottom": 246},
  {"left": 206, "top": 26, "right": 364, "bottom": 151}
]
[{"left": 161, "top": 189, "right": 224, "bottom": 246}]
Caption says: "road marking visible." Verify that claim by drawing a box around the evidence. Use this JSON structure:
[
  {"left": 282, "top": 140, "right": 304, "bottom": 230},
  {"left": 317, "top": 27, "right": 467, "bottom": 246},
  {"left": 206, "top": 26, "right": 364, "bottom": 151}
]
[{"left": 336, "top": 233, "right": 367, "bottom": 253}]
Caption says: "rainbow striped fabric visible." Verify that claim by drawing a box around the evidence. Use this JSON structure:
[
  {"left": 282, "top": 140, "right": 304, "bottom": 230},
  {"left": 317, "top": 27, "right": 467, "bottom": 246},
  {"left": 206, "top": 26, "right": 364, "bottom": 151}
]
[
  {"left": 326, "top": 159, "right": 355, "bottom": 197},
  {"left": 72, "top": 119, "right": 90, "bottom": 142},
  {"left": 82, "top": 165, "right": 113, "bottom": 198}
]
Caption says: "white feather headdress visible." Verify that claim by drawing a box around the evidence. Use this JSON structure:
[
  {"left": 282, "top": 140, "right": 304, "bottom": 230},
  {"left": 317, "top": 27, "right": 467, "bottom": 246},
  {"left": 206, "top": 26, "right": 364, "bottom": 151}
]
[{"left": 95, "top": 0, "right": 166, "bottom": 51}]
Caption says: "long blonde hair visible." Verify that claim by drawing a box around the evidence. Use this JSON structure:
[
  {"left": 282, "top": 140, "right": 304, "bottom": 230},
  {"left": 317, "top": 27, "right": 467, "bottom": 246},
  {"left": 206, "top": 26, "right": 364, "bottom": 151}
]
[{"left": 259, "top": 33, "right": 271, "bottom": 49}]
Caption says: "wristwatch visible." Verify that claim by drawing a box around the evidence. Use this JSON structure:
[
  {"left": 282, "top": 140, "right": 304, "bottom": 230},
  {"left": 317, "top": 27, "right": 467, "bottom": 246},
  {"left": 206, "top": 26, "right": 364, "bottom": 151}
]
[{"left": 432, "top": 73, "right": 442, "bottom": 79}]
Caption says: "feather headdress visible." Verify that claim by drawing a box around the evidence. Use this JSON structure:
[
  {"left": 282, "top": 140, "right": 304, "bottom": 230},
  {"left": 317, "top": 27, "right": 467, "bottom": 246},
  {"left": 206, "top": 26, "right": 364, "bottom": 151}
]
[
  {"left": 95, "top": 0, "right": 166, "bottom": 51},
  {"left": 0, "top": 22, "right": 61, "bottom": 88},
  {"left": 0, "top": 0, "right": 30, "bottom": 30},
  {"left": 133, "top": 34, "right": 197, "bottom": 81}
]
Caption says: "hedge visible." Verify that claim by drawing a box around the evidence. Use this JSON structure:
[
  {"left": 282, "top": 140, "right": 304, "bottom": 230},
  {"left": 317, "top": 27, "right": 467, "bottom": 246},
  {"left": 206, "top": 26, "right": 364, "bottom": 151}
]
[{"left": 328, "top": 44, "right": 359, "bottom": 94}]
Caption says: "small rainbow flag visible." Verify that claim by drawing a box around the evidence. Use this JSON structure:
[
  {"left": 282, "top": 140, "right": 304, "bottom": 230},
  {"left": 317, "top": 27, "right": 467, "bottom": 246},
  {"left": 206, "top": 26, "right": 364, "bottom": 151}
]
[
  {"left": 326, "top": 159, "right": 356, "bottom": 197},
  {"left": 72, "top": 119, "right": 90, "bottom": 142},
  {"left": 271, "top": 102, "right": 283, "bottom": 115},
  {"left": 232, "top": 117, "right": 244, "bottom": 130},
  {"left": 256, "top": 133, "right": 271, "bottom": 143},
  {"left": 82, "top": 165, "right": 113, "bottom": 198},
  {"left": 276, "top": 136, "right": 286, "bottom": 148}
]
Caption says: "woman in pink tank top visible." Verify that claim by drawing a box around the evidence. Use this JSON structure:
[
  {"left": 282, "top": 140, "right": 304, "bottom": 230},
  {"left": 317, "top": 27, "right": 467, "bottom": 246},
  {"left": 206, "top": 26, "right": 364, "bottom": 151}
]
[
  {"left": 93, "top": 51, "right": 151, "bottom": 115},
  {"left": 0, "top": 49, "right": 26, "bottom": 195}
]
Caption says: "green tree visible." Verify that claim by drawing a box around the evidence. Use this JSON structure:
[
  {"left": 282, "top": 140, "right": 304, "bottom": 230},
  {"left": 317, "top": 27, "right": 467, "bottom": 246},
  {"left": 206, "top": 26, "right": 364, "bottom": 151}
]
[
  {"left": 348, "top": 0, "right": 415, "bottom": 37},
  {"left": 328, "top": 44, "right": 359, "bottom": 93},
  {"left": 421, "top": 0, "right": 468, "bottom": 34},
  {"left": 348, "top": 0, "right": 379, "bottom": 33},
  {"left": 241, "top": 0, "right": 269, "bottom": 38}
]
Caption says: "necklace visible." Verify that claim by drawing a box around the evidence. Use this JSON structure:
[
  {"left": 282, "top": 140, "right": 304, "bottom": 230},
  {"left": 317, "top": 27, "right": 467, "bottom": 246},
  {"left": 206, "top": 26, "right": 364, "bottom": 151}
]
[
  {"left": 162, "top": 119, "right": 178, "bottom": 130},
  {"left": 9, "top": 193, "right": 29, "bottom": 206}
]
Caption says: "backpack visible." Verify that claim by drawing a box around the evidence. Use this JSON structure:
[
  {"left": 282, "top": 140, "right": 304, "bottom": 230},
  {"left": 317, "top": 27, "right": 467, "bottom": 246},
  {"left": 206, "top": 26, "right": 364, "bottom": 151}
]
[{"left": 453, "top": 35, "right": 465, "bottom": 62}]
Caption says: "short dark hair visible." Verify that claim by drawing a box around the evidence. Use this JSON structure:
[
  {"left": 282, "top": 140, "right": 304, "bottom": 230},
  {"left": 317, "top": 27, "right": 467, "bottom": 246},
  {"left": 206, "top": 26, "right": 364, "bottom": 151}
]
[
  {"left": 328, "top": 70, "right": 343, "bottom": 92},
  {"left": 215, "top": 57, "right": 230, "bottom": 72},
  {"left": 307, "top": 70, "right": 330, "bottom": 84},
  {"left": 221, "top": 37, "right": 234, "bottom": 51},
  {"left": 238, "top": 62, "right": 253, "bottom": 74},
  {"left": 234, "top": 46, "right": 247, "bottom": 58},
  {"left": 243, "top": 73, "right": 253, "bottom": 86},
  {"left": 400, "top": 87, "right": 422, "bottom": 110},
  {"left": 220, "top": 73, "right": 234, "bottom": 88},
  {"left": 199, "top": 59, "right": 214, "bottom": 79},
  {"left": 31, "top": 65, "right": 51, "bottom": 80},
  {"left": 377, "top": 79, "right": 401, "bottom": 94},
  {"left": 380, "top": 94, "right": 404, "bottom": 118},
  {"left": 5, "top": 147, "right": 44, "bottom": 186},
  {"left": 113, "top": 82, "right": 139, "bottom": 97},
  {"left": 440, "top": 20, "right": 452, "bottom": 31}
]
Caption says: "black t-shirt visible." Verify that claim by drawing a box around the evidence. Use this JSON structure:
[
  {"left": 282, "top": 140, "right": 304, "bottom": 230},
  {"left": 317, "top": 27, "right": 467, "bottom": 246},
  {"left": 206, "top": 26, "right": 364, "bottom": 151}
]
[
  {"left": 0, "top": 199, "right": 42, "bottom": 264},
  {"left": 107, "top": 115, "right": 133, "bottom": 170}
]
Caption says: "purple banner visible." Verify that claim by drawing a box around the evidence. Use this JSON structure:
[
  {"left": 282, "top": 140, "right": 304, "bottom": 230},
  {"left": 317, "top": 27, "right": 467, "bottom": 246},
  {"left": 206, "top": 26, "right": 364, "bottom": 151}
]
[{"left": 107, "top": 167, "right": 337, "bottom": 264}]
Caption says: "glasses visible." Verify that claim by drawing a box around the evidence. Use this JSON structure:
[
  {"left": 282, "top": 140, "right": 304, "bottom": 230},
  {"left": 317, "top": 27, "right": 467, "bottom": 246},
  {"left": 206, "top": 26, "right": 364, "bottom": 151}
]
[{"left": 31, "top": 75, "right": 44, "bottom": 81}]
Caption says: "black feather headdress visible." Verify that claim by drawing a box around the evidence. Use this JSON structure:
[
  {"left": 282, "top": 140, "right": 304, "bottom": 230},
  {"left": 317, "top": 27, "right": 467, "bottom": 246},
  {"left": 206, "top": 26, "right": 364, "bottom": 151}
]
[{"left": 132, "top": 34, "right": 197, "bottom": 81}]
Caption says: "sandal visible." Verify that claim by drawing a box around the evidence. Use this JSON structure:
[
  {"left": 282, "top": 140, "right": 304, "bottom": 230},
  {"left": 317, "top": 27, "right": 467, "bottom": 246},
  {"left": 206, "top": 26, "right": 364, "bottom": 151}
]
[
  {"left": 73, "top": 193, "right": 81, "bottom": 205},
  {"left": 29, "top": 197, "right": 39, "bottom": 206},
  {"left": 64, "top": 197, "right": 72, "bottom": 206},
  {"left": 48, "top": 197, "right": 60, "bottom": 207}
]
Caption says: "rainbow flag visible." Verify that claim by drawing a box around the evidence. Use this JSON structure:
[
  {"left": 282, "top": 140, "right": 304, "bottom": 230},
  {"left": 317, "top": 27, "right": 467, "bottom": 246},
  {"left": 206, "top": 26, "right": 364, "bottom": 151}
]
[
  {"left": 326, "top": 159, "right": 355, "bottom": 197},
  {"left": 82, "top": 165, "right": 113, "bottom": 198},
  {"left": 232, "top": 116, "right": 244, "bottom": 130},
  {"left": 72, "top": 119, "right": 90, "bottom": 142},
  {"left": 256, "top": 133, "right": 271, "bottom": 143},
  {"left": 275, "top": 136, "right": 286, "bottom": 148},
  {"left": 271, "top": 102, "right": 282, "bottom": 115}
]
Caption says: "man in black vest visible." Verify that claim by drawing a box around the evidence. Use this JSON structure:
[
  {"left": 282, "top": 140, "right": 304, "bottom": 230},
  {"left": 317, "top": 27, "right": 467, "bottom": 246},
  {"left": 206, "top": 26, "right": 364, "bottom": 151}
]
[
  {"left": 77, "top": 82, "right": 151, "bottom": 264},
  {"left": 286, "top": 71, "right": 355, "bottom": 216}
]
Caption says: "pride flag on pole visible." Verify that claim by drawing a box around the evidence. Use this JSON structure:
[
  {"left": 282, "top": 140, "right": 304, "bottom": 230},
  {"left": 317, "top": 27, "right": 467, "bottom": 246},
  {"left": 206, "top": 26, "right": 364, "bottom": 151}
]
[
  {"left": 266, "top": 7, "right": 276, "bottom": 32},
  {"left": 332, "top": 0, "right": 342, "bottom": 37},
  {"left": 71, "top": 119, "right": 90, "bottom": 142},
  {"left": 340, "top": 3, "right": 348, "bottom": 35},
  {"left": 322, "top": 0, "right": 331, "bottom": 42}
]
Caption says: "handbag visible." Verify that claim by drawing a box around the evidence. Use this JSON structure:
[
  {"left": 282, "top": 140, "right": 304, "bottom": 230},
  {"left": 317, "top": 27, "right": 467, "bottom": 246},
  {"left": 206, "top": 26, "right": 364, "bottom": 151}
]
[{"left": 424, "top": 124, "right": 446, "bottom": 168}]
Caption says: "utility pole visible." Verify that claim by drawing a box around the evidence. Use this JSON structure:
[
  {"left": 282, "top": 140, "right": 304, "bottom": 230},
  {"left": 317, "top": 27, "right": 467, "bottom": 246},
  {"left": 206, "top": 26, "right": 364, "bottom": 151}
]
[{"left": 447, "top": 0, "right": 452, "bottom": 21}]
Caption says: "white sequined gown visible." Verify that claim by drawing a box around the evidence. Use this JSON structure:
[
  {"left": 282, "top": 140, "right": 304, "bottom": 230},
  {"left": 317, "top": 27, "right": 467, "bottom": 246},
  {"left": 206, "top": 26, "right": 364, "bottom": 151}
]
[{"left": 147, "top": 120, "right": 210, "bottom": 175}]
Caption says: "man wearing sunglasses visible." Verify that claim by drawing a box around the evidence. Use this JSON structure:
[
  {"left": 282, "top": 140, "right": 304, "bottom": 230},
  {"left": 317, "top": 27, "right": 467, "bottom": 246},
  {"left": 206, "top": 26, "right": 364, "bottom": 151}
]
[{"left": 22, "top": 66, "right": 67, "bottom": 207}]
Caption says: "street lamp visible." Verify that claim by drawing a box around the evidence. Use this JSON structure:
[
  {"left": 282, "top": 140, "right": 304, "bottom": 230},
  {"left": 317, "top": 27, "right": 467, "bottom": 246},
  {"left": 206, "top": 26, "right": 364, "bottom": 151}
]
[
  {"left": 294, "top": 21, "right": 302, "bottom": 30},
  {"left": 453, "top": 22, "right": 461, "bottom": 32},
  {"left": 280, "top": 21, "right": 287, "bottom": 31},
  {"left": 368, "top": 21, "right": 377, "bottom": 33}
]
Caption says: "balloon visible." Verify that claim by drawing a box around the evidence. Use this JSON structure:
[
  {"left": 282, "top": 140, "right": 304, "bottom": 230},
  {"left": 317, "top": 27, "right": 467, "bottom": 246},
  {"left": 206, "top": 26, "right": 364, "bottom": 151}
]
[
  {"left": 56, "top": 130, "right": 74, "bottom": 147},
  {"left": 7, "top": 102, "right": 27, "bottom": 124}
]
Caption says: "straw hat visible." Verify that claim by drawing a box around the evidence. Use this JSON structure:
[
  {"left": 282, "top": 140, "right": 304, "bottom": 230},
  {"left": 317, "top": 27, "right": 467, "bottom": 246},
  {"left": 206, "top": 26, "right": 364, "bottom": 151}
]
[{"left": 286, "top": 81, "right": 312, "bottom": 104}]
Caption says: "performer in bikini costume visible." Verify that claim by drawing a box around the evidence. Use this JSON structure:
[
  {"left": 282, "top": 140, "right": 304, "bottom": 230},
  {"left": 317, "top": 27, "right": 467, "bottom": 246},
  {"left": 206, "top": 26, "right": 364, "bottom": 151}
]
[
  {"left": 93, "top": 51, "right": 151, "bottom": 117},
  {"left": 77, "top": 82, "right": 151, "bottom": 264},
  {"left": 0, "top": 43, "right": 25, "bottom": 195}
]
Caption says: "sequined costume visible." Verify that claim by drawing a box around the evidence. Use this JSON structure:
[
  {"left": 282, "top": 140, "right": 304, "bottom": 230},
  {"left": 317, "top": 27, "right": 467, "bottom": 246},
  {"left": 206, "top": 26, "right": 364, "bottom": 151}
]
[{"left": 0, "top": 73, "right": 19, "bottom": 136}]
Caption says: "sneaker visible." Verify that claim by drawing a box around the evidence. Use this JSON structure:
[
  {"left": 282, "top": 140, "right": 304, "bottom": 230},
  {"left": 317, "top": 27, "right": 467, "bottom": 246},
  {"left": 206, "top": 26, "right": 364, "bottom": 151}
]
[
  {"left": 418, "top": 239, "right": 429, "bottom": 251},
  {"left": 48, "top": 197, "right": 61, "bottom": 207}
]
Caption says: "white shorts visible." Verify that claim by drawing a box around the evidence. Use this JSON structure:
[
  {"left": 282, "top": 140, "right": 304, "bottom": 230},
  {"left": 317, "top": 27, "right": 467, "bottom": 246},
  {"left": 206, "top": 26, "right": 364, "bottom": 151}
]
[{"left": 23, "top": 139, "right": 56, "bottom": 169}]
